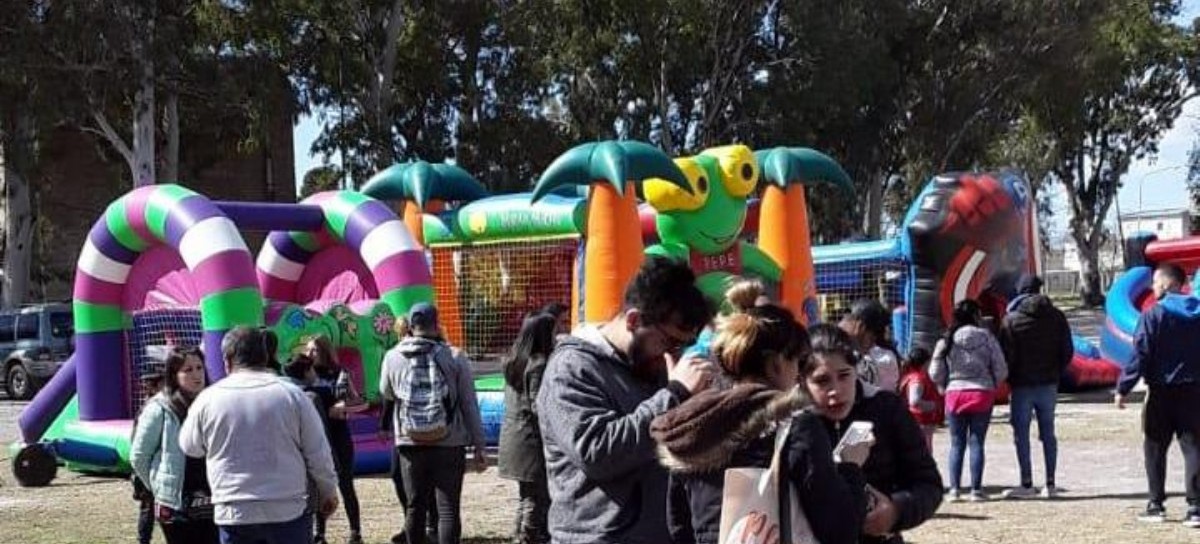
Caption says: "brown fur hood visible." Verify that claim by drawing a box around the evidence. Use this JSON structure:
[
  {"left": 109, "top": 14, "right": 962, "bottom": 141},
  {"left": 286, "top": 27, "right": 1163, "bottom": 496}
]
[{"left": 651, "top": 383, "right": 812, "bottom": 474}]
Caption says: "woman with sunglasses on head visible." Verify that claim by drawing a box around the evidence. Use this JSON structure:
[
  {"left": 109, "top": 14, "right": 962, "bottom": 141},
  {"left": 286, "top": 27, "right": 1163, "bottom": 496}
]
[
  {"left": 652, "top": 305, "right": 871, "bottom": 544},
  {"left": 305, "top": 334, "right": 365, "bottom": 544},
  {"left": 131, "top": 346, "right": 217, "bottom": 544}
]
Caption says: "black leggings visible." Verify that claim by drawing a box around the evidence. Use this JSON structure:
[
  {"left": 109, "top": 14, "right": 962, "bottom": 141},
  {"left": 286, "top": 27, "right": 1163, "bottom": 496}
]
[
  {"left": 317, "top": 437, "right": 361, "bottom": 536},
  {"left": 399, "top": 446, "right": 466, "bottom": 544}
]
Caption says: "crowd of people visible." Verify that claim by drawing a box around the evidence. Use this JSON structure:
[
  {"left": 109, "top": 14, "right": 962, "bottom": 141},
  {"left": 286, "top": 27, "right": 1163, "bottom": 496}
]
[{"left": 127, "top": 256, "right": 1200, "bottom": 544}]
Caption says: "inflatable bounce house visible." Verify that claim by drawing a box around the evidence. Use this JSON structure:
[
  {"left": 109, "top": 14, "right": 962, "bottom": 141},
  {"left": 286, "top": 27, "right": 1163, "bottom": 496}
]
[
  {"left": 808, "top": 171, "right": 1120, "bottom": 389},
  {"left": 1101, "top": 232, "right": 1200, "bottom": 372},
  {"left": 11, "top": 185, "right": 435, "bottom": 485},
  {"left": 359, "top": 143, "right": 852, "bottom": 363},
  {"left": 13, "top": 140, "right": 852, "bottom": 486}
]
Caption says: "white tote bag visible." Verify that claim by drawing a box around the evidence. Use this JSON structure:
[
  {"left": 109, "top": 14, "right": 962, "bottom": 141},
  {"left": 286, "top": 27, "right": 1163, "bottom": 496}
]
[{"left": 718, "top": 421, "right": 819, "bottom": 544}]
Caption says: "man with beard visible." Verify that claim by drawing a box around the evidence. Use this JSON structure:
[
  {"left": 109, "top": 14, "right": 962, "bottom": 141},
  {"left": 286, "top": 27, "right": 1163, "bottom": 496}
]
[{"left": 536, "top": 256, "right": 717, "bottom": 544}]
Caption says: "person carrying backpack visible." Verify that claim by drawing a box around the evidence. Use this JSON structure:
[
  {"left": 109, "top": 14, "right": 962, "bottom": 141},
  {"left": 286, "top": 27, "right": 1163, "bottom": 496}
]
[{"left": 380, "top": 303, "right": 487, "bottom": 544}]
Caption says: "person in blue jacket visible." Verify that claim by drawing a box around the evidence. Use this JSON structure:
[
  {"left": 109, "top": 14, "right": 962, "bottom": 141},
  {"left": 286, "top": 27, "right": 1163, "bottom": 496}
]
[{"left": 1115, "top": 263, "right": 1200, "bottom": 527}]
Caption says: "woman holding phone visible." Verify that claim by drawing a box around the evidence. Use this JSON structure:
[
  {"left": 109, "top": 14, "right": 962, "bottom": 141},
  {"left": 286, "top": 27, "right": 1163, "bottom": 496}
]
[
  {"left": 652, "top": 304, "right": 870, "bottom": 544},
  {"left": 801, "top": 324, "right": 944, "bottom": 544}
]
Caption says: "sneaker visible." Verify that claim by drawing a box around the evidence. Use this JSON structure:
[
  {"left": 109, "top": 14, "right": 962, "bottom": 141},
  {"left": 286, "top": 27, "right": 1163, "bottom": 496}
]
[
  {"left": 1183, "top": 509, "right": 1200, "bottom": 529},
  {"left": 347, "top": 533, "right": 364, "bottom": 544},
  {"left": 1041, "top": 485, "right": 1059, "bottom": 499},
  {"left": 1138, "top": 502, "right": 1166, "bottom": 523},
  {"left": 969, "top": 490, "right": 989, "bottom": 503},
  {"left": 1002, "top": 486, "right": 1039, "bottom": 500},
  {"left": 946, "top": 489, "right": 963, "bottom": 503}
]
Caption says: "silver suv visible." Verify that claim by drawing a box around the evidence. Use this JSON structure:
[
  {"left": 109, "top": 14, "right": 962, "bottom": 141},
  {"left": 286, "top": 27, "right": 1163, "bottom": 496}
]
[{"left": 0, "top": 303, "right": 73, "bottom": 400}]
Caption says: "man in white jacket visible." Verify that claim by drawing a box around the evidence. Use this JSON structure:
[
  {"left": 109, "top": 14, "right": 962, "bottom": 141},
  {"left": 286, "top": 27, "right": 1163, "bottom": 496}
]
[{"left": 180, "top": 326, "right": 339, "bottom": 543}]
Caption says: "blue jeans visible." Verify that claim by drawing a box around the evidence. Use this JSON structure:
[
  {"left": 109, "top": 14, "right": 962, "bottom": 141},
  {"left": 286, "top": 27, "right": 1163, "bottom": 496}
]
[
  {"left": 947, "top": 410, "right": 993, "bottom": 492},
  {"left": 1009, "top": 384, "right": 1058, "bottom": 487},
  {"left": 218, "top": 512, "right": 312, "bottom": 544}
]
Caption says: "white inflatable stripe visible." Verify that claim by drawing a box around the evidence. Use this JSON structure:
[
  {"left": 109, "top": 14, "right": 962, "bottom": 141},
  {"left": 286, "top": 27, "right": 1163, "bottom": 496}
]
[
  {"left": 78, "top": 239, "right": 132, "bottom": 284},
  {"left": 179, "top": 216, "right": 249, "bottom": 269},
  {"left": 954, "top": 250, "right": 987, "bottom": 303},
  {"left": 360, "top": 220, "right": 418, "bottom": 269},
  {"left": 257, "top": 241, "right": 305, "bottom": 281}
]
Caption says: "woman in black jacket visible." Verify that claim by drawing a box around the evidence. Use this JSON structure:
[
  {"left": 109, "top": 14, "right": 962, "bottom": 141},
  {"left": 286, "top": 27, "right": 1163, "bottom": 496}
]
[
  {"left": 306, "top": 334, "right": 364, "bottom": 544},
  {"left": 651, "top": 305, "right": 871, "bottom": 544},
  {"left": 800, "top": 324, "right": 944, "bottom": 544},
  {"left": 497, "top": 312, "right": 559, "bottom": 544}
]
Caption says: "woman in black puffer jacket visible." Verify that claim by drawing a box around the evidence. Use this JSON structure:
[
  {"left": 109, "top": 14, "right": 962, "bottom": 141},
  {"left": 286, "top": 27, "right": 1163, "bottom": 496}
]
[
  {"left": 651, "top": 305, "right": 870, "bottom": 544},
  {"left": 801, "top": 324, "right": 944, "bottom": 544}
]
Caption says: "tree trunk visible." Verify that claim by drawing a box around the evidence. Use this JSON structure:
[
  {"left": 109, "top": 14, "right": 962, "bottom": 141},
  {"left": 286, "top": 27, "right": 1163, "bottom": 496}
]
[
  {"left": 164, "top": 90, "right": 179, "bottom": 182},
  {"left": 1, "top": 123, "right": 34, "bottom": 309},
  {"left": 863, "top": 171, "right": 883, "bottom": 237},
  {"left": 1075, "top": 236, "right": 1104, "bottom": 306},
  {"left": 132, "top": 56, "right": 156, "bottom": 186}
]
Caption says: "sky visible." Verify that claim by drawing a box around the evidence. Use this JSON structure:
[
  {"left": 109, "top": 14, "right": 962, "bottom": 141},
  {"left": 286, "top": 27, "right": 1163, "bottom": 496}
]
[{"left": 291, "top": 2, "right": 1200, "bottom": 235}]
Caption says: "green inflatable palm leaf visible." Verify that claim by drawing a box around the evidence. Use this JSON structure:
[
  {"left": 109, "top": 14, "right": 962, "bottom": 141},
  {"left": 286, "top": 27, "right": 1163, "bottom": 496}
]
[
  {"left": 532, "top": 140, "right": 691, "bottom": 202},
  {"left": 362, "top": 161, "right": 489, "bottom": 207},
  {"left": 755, "top": 147, "right": 853, "bottom": 194}
]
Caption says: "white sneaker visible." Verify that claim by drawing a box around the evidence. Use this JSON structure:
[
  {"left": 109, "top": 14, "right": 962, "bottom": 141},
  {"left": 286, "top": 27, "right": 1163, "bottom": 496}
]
[
  {"left": 969, "top": 490, "right": 989, "bottom": 502},
  {"left": 1002, "top": 486, "right": 1039, "bottom": 500},
  {"left": 1041, "top": 485, "right": 1059, "bottom": 499},
  {"left": 946, "top": 490, "right": 963, "bottom": 503}
]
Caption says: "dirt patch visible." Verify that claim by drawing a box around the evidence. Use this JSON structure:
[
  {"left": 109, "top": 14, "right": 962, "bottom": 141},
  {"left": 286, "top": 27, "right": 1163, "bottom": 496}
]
[{"left": 2, "top": 391, "right": 1196, "bottom": 543}]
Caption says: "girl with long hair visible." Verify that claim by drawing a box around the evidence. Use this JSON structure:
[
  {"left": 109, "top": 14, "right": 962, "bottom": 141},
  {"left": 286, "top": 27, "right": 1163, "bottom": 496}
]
[
  {"left": 498, "top": 312, "right": 560, "bottom": 544},
  {"left": 130, "top": 346, "right": 217, "bottom": 544},
  {"left": 929, "top": 299, "right": 1008, "bottom": 502},
  {"left": 304, "top": 335, "right": 364, "bottom": 544}
]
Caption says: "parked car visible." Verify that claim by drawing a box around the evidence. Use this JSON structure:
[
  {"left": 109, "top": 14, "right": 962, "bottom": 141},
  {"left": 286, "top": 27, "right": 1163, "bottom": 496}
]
[{"left": 0, "top": 303, "right": 73, "bottom": 400}]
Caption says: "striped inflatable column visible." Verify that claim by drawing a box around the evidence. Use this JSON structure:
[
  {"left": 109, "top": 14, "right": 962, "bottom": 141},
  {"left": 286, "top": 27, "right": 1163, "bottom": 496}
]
[
  {"left": 257, "top": 191, "right": 434, "bottom": 318},
  {"left": 73, "top": 185, "right": 262, "bottom": 421}
]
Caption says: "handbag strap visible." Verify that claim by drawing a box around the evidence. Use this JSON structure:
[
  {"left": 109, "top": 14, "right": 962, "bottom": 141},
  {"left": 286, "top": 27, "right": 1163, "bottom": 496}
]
[{"left": 772, "top": 419, "right": 794, "bottom": 544}]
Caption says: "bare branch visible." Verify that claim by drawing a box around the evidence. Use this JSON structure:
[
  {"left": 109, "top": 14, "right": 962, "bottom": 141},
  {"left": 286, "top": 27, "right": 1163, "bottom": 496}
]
[{"left": 89, "top": 111, "right": 134, "bottom": 169}]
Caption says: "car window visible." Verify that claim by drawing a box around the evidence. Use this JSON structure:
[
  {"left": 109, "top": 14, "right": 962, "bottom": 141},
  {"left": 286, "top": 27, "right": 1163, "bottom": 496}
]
[
  {"left": 50, "top": 312, "right": 73, "bottom": 339},
  {"left": 16, "top": 314, "right": 39, "bottom": 341},
  {"left": 0, "top": 314, "right": 14, "bottom": 342}
]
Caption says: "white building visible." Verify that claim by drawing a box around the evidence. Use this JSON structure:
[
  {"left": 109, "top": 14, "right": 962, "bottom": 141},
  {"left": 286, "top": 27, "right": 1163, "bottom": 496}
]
[{"left": 1119, "top": 207, "right": 1195, "bottom": 241}]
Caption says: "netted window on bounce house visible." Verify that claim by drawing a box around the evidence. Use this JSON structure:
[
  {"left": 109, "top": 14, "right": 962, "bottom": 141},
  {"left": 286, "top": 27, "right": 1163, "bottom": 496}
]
[
  {"left": 431, "top": 237, "right": 578, "bottom": 361},
  {"left": 815, "top": 258, "right": 909, "bottom": 323},
  {"left": 127, "top": 308, "right": 204, "bottom": 415}
]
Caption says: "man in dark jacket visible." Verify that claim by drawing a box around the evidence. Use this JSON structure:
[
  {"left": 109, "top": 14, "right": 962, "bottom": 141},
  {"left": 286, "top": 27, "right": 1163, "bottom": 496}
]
[
  {"left": 998, "top": 274, "right": 1073, "bottom": 499},
  {"left": 536, "top": 256, "right": 717, "bottom": 544},
  {"left": 1116, "top": 263, "right": 1200, "bottom": 526}
]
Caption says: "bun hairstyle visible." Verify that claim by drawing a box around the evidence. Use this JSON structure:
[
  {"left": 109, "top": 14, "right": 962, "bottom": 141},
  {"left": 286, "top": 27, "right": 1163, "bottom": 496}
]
[
  {"left": 802, "top": 323, "right": 858, "bottom": 376},
  {"left": 724, "top": 279, "right": 766, "bottom": 313},
  {"left": 712, "top": 304, "right": 810, "bottom": 378}
]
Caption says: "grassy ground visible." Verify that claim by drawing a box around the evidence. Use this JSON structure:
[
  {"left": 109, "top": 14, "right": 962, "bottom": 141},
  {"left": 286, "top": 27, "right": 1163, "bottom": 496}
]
[{"left": 2, "top": 388, "right": 1197, "bottom": 544}]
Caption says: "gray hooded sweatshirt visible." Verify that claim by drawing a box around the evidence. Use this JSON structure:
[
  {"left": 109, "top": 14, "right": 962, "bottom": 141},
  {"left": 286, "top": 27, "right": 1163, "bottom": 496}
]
[
  {"left": 929, "top": 325, "right": 1008, "bottom": 392},
  {"left": 535, "top": 325, "right": 686, "bottom": 544}
]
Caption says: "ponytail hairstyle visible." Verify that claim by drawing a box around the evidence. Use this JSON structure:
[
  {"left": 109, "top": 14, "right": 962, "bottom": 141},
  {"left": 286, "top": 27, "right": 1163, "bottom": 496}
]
[
  {"left": 801, "top": 323, "right": 858, "bottom": 377},
  {"left": 941, "top": 299, "right": 982, "bottom": 357},
  {"left": 724, "top": 279, "right": 766, "bottom": 314},
  {"left": 502, "top": 312, "right": 559, "bottom": 391},
  {"left": 712, "top": 304, "right": 810, "bottom": 379}
]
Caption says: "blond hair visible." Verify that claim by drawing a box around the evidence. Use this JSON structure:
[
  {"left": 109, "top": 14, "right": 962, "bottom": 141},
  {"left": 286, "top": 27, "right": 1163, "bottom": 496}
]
[{"left": 724, "top": 279, "right": 766, "bottom": 313}]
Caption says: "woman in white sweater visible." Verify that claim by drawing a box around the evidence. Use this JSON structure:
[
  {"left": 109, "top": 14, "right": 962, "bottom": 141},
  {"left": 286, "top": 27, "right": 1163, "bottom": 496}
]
[{"left": 930, "top": 299, "right": 1008, "bottom": 502}]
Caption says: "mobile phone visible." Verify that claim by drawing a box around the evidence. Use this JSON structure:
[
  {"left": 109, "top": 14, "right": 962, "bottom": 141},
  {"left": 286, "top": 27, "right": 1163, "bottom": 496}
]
[{"left": 833, "top": 421, "right": 874, "bottom": 458}]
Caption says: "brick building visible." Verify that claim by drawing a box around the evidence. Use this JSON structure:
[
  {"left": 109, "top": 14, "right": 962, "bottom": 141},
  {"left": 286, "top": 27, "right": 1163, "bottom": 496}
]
[{"left": 13, "top": 107, "right": 295, "bottom": 301}]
